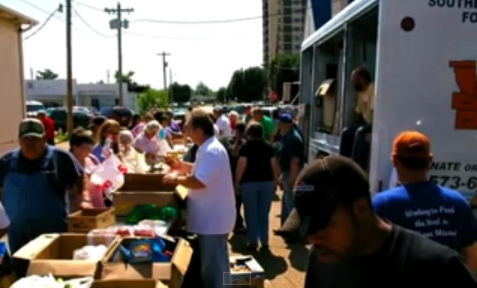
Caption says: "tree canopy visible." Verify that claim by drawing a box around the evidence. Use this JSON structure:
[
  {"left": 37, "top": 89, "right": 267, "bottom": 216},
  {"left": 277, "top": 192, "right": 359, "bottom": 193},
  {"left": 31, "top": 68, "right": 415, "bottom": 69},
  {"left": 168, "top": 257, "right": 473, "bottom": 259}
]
[
  {"left": 169, "top": 82, "right": 193, "bottom": 103},
  {"left": 114, "top": 70, "right": 150, "bottom": 93},
  {"left": 267, "top": 54, "right": 300, "bottom": 101},
  {"left": 36, "top": 69, "right": 59, "bottom": 80},
  {"left": 137, "top": 88, "right": 168, "bottom": 113},
  {"left": 227, "top": 66, "right": 267, "bottom": 102},
  {"left": 215, "top": 87, "right": 227, "bottom": 103},
  {"left": 194, "top": 81, "right": 212, "bottom": 96}
]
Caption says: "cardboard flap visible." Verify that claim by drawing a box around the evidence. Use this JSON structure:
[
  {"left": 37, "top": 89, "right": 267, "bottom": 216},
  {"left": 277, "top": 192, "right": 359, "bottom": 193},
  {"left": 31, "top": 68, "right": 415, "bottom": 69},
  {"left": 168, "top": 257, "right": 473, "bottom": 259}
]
[
  {"left": 101, "top": 263, "right": 153, "bottom": 280},
  {"left": 175, "top": 185, "right": 188, "bottom": 200},
  {"left": 91, "top": 280, "right": 167, "bottom": 288},
  {"left": 171, "top": 239, "right": 192, "bottom": 275},
  {"left": 27, "top": 260, "right": 98, "bottom": 277},
  {"left": 315, "top": 79, "right": 336, "bottom": 97},
  {"left": 13, "top": 234, "right": 60, "bottom": 260}
]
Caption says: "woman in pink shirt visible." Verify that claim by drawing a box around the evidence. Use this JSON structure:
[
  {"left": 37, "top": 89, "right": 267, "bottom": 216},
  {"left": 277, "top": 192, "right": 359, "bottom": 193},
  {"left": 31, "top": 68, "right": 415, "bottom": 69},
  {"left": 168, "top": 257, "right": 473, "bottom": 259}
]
[{"left": 131, "top": 113, "right": 154, "bottom": 137}]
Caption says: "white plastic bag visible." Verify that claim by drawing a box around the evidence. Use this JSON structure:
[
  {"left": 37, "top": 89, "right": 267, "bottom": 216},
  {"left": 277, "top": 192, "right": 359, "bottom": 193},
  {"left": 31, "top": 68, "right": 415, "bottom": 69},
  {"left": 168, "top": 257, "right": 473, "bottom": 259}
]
[
  {"left": 90, "top": 154, "right": 126, "bottom": 197},
  {"left": 10, "top": 274, "right": 93, "bottom": 288},
  {"left": 73, "top": 245, "right": 108, "bottom": 261}
]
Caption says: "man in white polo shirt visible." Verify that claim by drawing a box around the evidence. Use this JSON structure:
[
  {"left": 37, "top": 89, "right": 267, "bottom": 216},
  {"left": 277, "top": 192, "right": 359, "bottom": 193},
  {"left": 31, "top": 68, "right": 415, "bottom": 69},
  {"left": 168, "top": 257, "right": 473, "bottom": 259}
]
[{"left": 163, "top": 108, "right": 235, "bottom": 288}]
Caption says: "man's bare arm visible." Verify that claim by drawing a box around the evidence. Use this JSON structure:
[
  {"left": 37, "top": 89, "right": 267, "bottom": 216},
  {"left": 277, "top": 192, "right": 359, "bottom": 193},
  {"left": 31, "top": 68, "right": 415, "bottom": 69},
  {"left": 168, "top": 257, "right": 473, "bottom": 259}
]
[{"left": 68, "top": 173, "right": 89, "bottom": 201}]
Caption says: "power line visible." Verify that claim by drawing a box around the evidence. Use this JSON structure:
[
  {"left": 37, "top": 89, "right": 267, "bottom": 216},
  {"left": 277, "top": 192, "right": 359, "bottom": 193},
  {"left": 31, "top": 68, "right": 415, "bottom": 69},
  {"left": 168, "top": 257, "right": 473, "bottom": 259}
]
[
  {"left": 74, "top": 1, "right": 103, "bottom": 12},
  {"left": 19, "top": 0, "right": 65, "bottom": 21},
  {"left": 23, "top": 5, "right": 62, "bottom": 40},
  {"left": 72, "top": 7, "right": 115, "bottom": 38},
  {"left": 130, "top": 7, "right": 312, "bottom": 25},
  {"left": 71, "top": 1, "right": 311, "bottom": 25},
  {"left": 124, "top": 31, "right": 255, "bottom": 41}
]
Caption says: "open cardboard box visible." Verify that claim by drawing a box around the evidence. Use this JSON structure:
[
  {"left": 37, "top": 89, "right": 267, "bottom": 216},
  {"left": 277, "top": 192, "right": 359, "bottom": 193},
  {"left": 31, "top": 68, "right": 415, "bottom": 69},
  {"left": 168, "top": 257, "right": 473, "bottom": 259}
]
[
  {"left": 91, "top": 280, "right": 167, "bottom": 288},
  {"left": 100, "top": 237, "right": 192, "bottom": 288},
  {"left": 13, "top": 233, "right": 119, "bottom": 278},
  {"left": 68, "top": 208, "right": 116, "bottom": 233},
  {"left": 230, "top": 255, "right": 265, "bottom": 288},
  {"left": 112, "top": 189, "right": 184, "bottom": 216},
  {"left": 122, "top": 174, "right": 177, "bottom": 191}
]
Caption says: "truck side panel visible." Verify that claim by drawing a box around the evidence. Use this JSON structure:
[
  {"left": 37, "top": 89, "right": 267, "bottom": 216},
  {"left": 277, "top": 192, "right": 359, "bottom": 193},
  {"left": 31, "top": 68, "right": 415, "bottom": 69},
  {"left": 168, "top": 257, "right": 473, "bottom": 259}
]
[{"left": 370, "top": 0, "right": 477, "bottom": 199}]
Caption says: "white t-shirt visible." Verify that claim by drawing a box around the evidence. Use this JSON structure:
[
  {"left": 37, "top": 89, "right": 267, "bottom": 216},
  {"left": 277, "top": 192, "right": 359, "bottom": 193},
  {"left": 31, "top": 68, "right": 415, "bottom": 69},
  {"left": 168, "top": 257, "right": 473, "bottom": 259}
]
[
  {"left": 0, "top": 203, "right": 10, "bottom": 229},
  {"left": 213, "top": 124, "right": 219, "bottom": 137},
  {"left": 215, "top": 115, "right": 232, "bottom": 137},
  {"left": 187, "top": 137, "right": 236, "bottom": 234}
]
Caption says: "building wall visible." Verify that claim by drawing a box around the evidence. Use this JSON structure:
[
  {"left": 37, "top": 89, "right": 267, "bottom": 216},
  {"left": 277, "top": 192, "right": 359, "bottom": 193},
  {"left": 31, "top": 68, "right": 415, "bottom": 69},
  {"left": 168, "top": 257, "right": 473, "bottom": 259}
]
[
  {"left": 0, "top": 17, "right": 24, "bottom": 153},
  {"left": 25, "top": 80, "right": 135, "bottom": 111},
  {"left": 263, "top": 0, "right": 306, "bottom": 64}
]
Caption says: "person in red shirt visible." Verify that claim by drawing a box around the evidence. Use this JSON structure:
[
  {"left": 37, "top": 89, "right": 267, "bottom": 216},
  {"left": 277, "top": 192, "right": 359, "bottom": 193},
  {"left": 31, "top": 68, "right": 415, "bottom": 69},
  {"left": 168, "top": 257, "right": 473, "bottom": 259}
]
[{"left": 37, "top": 110, "right": 55, "bottom": 145}]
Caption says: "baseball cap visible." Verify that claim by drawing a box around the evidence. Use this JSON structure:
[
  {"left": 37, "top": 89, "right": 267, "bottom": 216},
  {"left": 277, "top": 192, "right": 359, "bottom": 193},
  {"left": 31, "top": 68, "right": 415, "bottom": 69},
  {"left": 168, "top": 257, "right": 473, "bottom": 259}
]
[
  {"left": 280, "top": 105, "right": 295, "bottom": 116},
  {"left": 294, "top": 156, "right": 369, "bottom": 235},
  {"left": 392, "top": 131, "right": 431, "bottom": 158},
  {"left": 19, "top": 118, "right": 45, "bottom": 138},
  {"left": 278, "top": 113, "right": 294, "bottom": 123},
  {"left": 213, "top": 105, "right": 223, "bottom": 112}
]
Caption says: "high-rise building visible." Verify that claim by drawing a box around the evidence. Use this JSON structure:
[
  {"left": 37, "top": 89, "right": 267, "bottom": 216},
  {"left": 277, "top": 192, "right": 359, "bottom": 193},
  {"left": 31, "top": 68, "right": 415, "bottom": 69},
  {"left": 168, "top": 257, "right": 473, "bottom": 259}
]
[{"left": 262, "top": 0, "right": 307, "bottom": 64}]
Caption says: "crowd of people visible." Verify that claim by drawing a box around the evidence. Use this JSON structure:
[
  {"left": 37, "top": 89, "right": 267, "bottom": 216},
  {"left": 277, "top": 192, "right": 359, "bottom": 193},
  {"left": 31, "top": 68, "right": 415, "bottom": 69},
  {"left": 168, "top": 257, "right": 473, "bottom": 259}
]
[{"left": 0, "top": 98, "right": 477, "bottom": 287}]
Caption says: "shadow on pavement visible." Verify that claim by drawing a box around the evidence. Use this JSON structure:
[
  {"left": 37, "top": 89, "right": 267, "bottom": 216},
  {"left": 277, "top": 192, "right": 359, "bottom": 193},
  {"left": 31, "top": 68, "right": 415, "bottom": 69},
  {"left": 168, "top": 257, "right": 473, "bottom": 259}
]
[
  {"left": 229, "top": 233, "right": 288, "bottom": 280},
  {"left": 287, "top": 241, "right": 308, "bottom": 272}
]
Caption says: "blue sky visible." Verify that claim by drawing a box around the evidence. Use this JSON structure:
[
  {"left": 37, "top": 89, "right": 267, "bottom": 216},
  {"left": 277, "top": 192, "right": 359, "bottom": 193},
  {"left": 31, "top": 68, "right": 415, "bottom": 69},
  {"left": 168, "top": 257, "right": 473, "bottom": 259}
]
[{"left": 5, "top": 0, "right": 262, "bottom": 91}]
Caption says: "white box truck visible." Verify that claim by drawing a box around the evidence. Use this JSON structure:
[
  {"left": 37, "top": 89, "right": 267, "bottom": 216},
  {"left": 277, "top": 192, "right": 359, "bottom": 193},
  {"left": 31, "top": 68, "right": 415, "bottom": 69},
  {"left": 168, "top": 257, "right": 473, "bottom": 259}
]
[
  {"left": 299, "top": 0, "right": 477, "bottom": 200},
  {"left": 0, "top": 4, "right": 37, "bottom": 154}
]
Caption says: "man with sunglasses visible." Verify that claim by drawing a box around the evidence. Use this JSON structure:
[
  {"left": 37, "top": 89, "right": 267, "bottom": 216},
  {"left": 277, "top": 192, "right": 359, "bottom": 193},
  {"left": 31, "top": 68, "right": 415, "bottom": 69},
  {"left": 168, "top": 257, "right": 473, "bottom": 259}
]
[{"left": 295, "top": 156, "right": 477, "bottom": 287}]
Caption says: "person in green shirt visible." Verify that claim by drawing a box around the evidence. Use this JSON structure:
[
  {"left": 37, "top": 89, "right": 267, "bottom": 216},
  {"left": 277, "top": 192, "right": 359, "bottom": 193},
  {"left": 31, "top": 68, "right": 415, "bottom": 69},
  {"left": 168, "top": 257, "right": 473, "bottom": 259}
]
[{"left": 251, "top": 107, "right": 275, "bottom": 142}]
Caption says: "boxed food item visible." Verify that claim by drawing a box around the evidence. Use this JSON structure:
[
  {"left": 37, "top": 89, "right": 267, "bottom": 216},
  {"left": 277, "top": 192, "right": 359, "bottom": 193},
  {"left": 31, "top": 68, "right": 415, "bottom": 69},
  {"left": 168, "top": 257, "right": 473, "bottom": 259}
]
[
  {"left": 68, "top": 208, "right": 116, "bottom": 233},
  {"left": 229, "top": 256, "right": 265, "bottom": 288},
  {"left": 13, "top": 234, "right": 119, "bottom": 279},
  {"left": 100, "top": 236, "right": 192, "bottom": 288}
]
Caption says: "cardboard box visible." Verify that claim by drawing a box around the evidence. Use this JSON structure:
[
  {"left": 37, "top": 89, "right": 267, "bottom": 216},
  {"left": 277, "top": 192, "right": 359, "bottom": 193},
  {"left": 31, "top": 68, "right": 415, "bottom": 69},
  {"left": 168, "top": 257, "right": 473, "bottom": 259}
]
[
  {"left": 112, "top": 190, "right": 182, "bottom": 216},
  {"left": 91, "top": 280, "right": 167, "bottom": 288},
  {"left": 123, "top": 174, "right": 176, "bottom": 191},
  {"left": 68, "top": 208, "right": 116, "bottom": 233},
  {"left": 229, "top": 255, "right": 265, "bottom": 288},
  {"left": 13, "top": 233, "right": 119, "bottom": 278},
  {"left": 100, "top": 237, "right": 192, "bottom": 288}
]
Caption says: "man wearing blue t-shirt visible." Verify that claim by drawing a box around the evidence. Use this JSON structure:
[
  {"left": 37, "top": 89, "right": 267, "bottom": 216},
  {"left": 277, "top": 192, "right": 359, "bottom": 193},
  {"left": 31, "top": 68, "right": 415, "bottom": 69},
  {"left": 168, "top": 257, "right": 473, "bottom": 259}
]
[{"left": 373, "top": 131, "right": 477, "bottom": 270}]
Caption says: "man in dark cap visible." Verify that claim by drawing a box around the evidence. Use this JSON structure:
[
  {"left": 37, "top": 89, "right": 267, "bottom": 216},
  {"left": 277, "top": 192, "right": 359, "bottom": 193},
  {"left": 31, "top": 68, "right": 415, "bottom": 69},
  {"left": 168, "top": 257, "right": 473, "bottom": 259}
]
[
  {"left": 296, "top": 156, "right": 477, "bottom": 287},
  {"left": 0, "top": 119, "right": 88, "bottom": 255}
]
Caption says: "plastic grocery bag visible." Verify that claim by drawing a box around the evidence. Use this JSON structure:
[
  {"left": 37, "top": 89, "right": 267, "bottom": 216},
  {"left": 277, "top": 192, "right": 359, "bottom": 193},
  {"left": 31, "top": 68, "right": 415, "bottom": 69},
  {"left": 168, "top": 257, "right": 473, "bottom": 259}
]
[
  {"left": 90, "top": 154, "right": 126, "bottom": 197},
  {"left": 10, "top": 274, "right": 93, "bottom": 288}
]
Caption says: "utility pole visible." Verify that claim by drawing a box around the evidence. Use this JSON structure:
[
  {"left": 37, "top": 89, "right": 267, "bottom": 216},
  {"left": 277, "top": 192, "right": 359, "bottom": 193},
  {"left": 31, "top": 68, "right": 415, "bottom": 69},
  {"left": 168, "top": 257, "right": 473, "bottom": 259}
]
[
  {"left": 157, "top": 52, "right": 171, "bottom": 99},
  {"left": 66, "top": 0, "right": 73, "bottom": 134},
  {"left": 105, "top": 3, "right": 133, "bottom": 106},
  {"left": 169, "top": 68, "right": 173, "bottom": 103}
]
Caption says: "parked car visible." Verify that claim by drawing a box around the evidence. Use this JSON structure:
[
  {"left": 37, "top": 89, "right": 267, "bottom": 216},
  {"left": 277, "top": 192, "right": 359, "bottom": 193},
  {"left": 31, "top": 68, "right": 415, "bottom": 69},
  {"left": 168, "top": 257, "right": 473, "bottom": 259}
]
[
  {"left": 49, "top": 108, "right": 92, "bottom": 131},
  {"left": 100, "top": 106, "right": 133, "bottom": 127}
]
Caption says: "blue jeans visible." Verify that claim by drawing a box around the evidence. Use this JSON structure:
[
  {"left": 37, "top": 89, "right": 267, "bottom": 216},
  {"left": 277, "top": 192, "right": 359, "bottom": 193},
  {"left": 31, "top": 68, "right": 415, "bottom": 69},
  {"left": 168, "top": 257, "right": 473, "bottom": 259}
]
[
  {"left": 240, "top": 181, "right": 275, "bottom": 246},
  {"left": 197, "top": 234, "right": 231, "bottom": 288},
  {"left": 280, "top": 173, "right": 294, "bottom": 226}
]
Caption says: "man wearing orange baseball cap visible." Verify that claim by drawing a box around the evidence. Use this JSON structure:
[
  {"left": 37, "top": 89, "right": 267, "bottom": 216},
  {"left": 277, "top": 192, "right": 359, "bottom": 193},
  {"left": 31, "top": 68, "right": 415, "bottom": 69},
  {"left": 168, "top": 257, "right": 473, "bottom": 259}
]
[{"left": 373, "top": 131, "right": 477, "bottom": 269}]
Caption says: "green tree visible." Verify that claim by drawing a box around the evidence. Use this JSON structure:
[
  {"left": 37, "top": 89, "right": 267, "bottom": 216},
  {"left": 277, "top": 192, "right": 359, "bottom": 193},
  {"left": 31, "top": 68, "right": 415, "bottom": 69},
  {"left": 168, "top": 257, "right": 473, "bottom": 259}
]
[
  {"left": 36, "top": 69, "right": 59, "bottom": 80},
  {"left": 216, "top": 87, "right": 228, "bottom": 103},
  {"left": 194, "top": 81, "right": 212, "bottom": 96},
  {"left": 268, "top": 54, "right": 300, "bottom": 100},
  {"left": 114, "top": 70, "right": 150, "bottom": 93},
  {"left": 170, "top": 82, "right": 193, "bottom": 103},
  {"left": 137, "top": 88, "right": 169, "bottom": 113},
  {"left": 227, "top": 66, "right": 267, "bottom": 102}
]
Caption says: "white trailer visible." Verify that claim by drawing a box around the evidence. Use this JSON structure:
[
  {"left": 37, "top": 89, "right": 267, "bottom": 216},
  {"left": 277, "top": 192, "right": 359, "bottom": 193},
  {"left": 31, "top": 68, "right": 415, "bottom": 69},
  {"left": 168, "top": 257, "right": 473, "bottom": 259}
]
[
  {"left": 0, "top": 4, "right": 37, "bottom": 154},
  {"left": 299, "top": 0, "right": 477, "bottom": 200}
]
